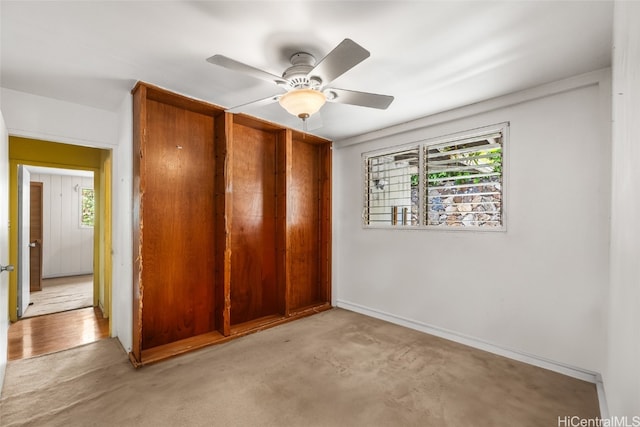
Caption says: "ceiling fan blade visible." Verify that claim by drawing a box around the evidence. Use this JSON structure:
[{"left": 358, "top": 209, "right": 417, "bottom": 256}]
[
  {"left": 325, "top": 88, "right": 394, "bottom": 110},
  {"left": 225, "top": 94, "right": 281, "bottom": 113},
  {"left": 308, "top": 39, "right": 370, "bottom": 87},
  {"left": 207, "top": 55, "right": 289, "bottom": 88}
]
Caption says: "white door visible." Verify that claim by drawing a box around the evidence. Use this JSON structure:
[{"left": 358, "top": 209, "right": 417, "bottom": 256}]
[
  {"left": 17, "top": 165, "right": 30, "bottom": 317},
  {"left": 0, "top": 112, "right": 11, "bottom": 391}
]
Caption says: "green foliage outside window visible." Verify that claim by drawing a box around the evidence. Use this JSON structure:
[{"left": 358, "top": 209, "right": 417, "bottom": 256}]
[
  {"left": 427, "top": 146, "right": 502, "bottom": 185},
  {"left": 364, "top": 124, "right": 506, "bottom": 229},
  {"left": 81, "top": 188, "right": 95, "bottom": 227}
]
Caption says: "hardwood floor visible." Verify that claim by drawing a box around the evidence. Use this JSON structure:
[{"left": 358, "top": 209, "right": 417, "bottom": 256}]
[{"left": 8, "top": 307, "right": 109, "bottom": 361}]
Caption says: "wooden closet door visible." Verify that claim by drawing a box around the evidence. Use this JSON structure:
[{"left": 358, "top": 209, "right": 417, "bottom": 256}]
[{"left": 141, "top": 100, "right": 216, "bottom": 349}]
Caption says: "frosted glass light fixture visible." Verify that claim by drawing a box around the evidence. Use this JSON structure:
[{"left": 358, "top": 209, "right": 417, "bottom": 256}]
[{"left": 279, "top": 88, "right": 326, "bottom": 120}]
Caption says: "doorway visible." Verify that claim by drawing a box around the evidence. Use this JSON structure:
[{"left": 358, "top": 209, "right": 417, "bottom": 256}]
[
  {"left": 7, "top": 136, "right": 112, "bottom": 358},
  {"left": 19, "top": 166, "right": 96, "bottom": 319}
]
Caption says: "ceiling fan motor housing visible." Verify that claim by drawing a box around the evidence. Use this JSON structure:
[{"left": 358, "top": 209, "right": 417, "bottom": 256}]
[{"left": 282, "top": 52, "right": 322, "bottom": 89}]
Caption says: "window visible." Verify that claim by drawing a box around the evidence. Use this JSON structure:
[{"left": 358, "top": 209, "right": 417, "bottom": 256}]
[
  {"left": 363, "top": 123, "right": 506, "bottom": 230},
  {"left": 364, "top": 147, "right": 419, "bottom": 227},
  {"left": 425, "top": 130, "right": 503, "bottom": 228},
  {"left": 80, "top": 187, "right": 95, "bottom": 227}
]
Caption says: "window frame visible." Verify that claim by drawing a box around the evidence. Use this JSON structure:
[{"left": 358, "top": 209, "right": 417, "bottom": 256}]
[{"left": 362, "top": 122, "right": 508, "bottom": 231}]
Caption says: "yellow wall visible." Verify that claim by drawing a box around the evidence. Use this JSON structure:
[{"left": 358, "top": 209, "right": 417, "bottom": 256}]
[
  {"left": 8, "top": 137, "right": 112, "bottom": 324},
  {"left": 98, "top": 150, "right": 112, "bottom": 319}
]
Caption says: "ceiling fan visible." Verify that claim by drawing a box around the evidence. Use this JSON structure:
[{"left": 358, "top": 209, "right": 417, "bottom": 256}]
[{"left": 206, "top": 39, "right": 394, "bottom": 125}]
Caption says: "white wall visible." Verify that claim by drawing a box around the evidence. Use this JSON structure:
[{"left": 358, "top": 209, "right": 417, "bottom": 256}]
[
  {"left": 0, "top": 88, "right": 129, "bottom": 348},
  {"left": 29, "top": 172, "right": 94, "bottom": 278},
  {"left": 0, "top": 110, "right": 10, "bottom": 395},
  {"left": 0, "top": 88, "right": 117, "bottom": 147},
  {"left": 111, "top": 94, "right": 133, "bottom": 352},
  {"left": 334, "top": 70, "right": 611, "bottom": 376},
  {"left": 606, "top": 0, "right": 640, "bottom": 417}
]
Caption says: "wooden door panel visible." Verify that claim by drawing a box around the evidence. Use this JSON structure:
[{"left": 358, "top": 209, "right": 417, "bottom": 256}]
[
  {"left": 29, "top": 182, "right": 43, "bottom": 292},
  {"left": 141, "top": 100, "right": 216, "bottom": 349}
]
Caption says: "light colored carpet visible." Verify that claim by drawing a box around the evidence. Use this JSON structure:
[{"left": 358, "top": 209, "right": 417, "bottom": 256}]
[
  {"left": 22, "top": 275, "right": 93, "bottom": 318},
  {"left": 0, "top": 308, "right": 599, "bottom": 427}
]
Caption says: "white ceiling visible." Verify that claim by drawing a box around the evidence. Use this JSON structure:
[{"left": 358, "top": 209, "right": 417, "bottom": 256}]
[{"left": 0, "top": 1, "right": 613, "bottom": 141}]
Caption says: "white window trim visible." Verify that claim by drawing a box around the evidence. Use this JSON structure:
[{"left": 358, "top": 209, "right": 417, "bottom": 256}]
[{"left": 362, "top": 122, "right": 509, "bottom": 232}]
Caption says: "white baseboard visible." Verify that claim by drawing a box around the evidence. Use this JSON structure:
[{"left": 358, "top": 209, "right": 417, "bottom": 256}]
[
  {"left": 336, "top": 299, "right": 609, "bottom": 416},
  {"left": 43, "top": 272, "right": 93, "bottom": 279}
]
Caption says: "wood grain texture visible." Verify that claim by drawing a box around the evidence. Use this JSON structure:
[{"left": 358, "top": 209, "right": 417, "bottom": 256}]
[
  {"left": 8, "top": 307, "right": 109, "bottom": 361},
  {"left": 214, "top": 112, "right": 232, "bottom": 336},
  {"left": 29, "top": 181, "right": 43, "bottom": 291},
  {"left": 275, "top": 130, "right": 288, "bottom": 316},
  {"left": 318, "top": 143, "right": 332, "bottom": 304},
  {"left": 139, "top": 82, "right": 225, "bottom": 117},
  {"left": 288, "top": 138, "right": 322, "bottom": 310},
  {"left": 141, "top": 330, "right": 225, "bottom": 365},
  {"left": 229, "top": 123, "right": 279, "bottom": 325},
  {"left": 131, "top": 82, "right": 145, "bottom": 361},
  {"left": 131, "top": 82, "right": 332, "bottom": 364},
  {"left": 140, "top": 99, "right": 217, "bottom": 349}
]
